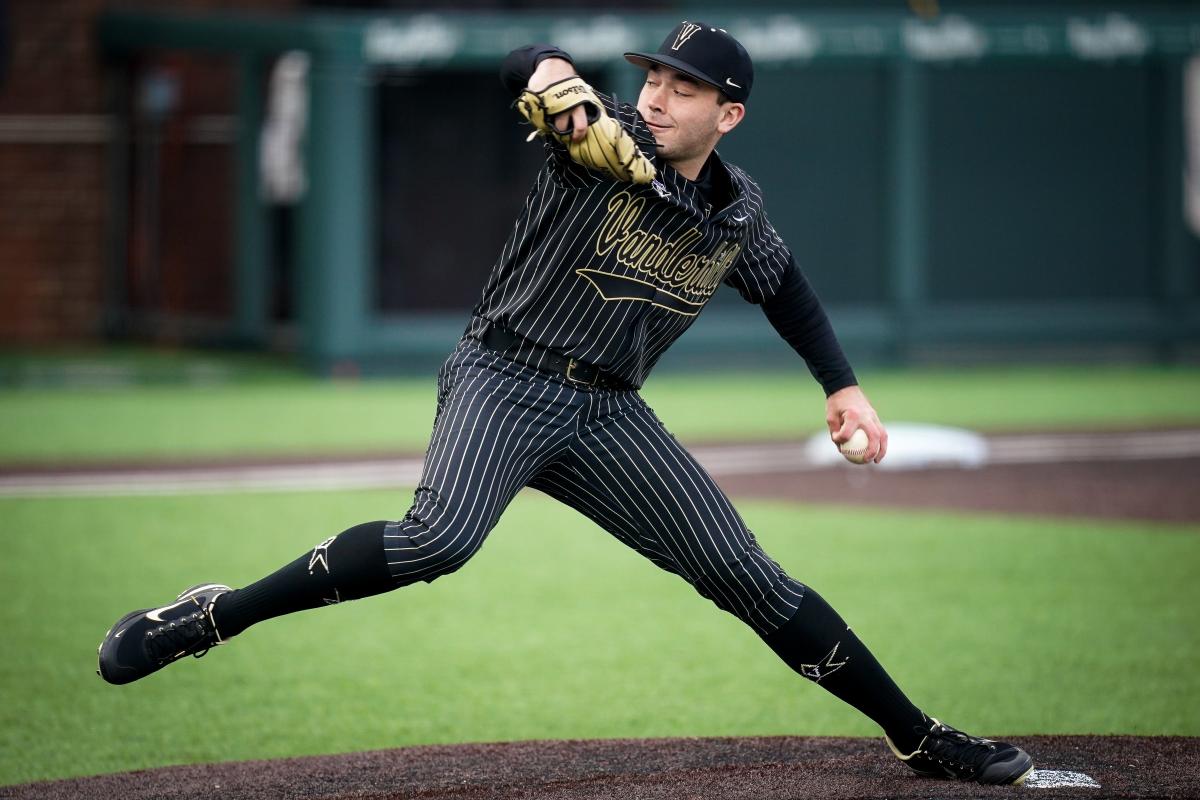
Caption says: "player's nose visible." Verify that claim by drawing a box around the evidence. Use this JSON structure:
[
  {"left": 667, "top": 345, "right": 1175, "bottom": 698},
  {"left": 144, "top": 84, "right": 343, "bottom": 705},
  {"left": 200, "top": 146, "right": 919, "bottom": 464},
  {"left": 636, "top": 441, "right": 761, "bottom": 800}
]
[{"left": 645, "top": 83, "right": 667, "bottom": 112}]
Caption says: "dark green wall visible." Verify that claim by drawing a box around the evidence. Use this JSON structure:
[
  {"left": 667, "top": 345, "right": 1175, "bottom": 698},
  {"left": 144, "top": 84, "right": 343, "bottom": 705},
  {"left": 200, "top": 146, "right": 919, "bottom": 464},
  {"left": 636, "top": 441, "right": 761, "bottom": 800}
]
[
  {"left": 99, "top": 8, "right": 1200, "bottom": 371},
  {"left": 926, "top": 63, "right": 1153, "bottom": 304},
  {"left": 713, "top": 62, "right": 1163, "bottom": 307},
  {"left": 716, "top": 65, "right": 891, "bottom": 308}
]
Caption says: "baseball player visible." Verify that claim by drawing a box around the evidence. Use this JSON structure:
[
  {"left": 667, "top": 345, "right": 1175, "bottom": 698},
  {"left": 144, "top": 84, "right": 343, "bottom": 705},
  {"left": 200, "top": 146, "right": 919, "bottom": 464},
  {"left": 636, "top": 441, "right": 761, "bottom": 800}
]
[{"left": 97, "top": 22, "right": 1033, "bottom": 786}]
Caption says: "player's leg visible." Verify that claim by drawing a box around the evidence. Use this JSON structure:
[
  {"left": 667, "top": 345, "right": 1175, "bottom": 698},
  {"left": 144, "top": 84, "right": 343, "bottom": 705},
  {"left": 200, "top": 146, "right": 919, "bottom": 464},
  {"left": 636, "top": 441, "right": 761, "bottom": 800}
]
[
  {"left": 531, "top": 432, "right": 919, "bottom": 734},
  {"left": 531, "top": 392, "right": 1030, "bottom": 783},
  {"left": 98, "top": 341, "right": 580, "bottom": 685},
  {"left": 212, "top": 349, "right": 579, "bottom": 630}
]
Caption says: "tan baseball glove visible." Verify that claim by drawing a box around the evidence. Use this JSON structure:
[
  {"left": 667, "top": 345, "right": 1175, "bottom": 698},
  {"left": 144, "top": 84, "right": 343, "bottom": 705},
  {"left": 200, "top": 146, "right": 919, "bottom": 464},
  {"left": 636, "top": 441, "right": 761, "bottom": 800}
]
[{"left": 516, "top": 76, "right": 656, "bottom": 184}]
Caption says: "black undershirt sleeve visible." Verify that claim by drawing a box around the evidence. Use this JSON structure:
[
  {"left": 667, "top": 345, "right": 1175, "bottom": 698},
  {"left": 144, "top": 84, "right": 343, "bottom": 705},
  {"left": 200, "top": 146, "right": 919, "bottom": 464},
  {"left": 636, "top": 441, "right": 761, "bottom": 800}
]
[
  {"left": 761, "top": 257, "right": 858, "bottom": 397},
  {"left": 500, "top": 44, "right": 576, "bottom": 97}
]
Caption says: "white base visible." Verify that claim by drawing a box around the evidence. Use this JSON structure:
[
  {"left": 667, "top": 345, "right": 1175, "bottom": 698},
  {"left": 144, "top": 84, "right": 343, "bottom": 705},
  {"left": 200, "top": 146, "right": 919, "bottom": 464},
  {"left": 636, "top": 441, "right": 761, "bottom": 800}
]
[{"left": 1023, "top": 769, "right": 1101, "bottom": 789}]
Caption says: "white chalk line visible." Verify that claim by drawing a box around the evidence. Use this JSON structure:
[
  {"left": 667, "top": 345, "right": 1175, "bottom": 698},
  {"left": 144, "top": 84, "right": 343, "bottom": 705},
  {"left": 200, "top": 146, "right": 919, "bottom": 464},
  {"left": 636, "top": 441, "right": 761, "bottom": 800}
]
[{"left": 1, "top": 429, "right": 1198, "bottom": 498}]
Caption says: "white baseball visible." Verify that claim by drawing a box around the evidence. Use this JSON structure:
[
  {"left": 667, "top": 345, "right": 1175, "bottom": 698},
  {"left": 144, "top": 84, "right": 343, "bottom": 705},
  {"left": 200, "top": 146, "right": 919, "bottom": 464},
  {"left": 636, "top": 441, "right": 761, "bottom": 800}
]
[{"left": 839, "top": 428, "right": 870, "bottom": 465}]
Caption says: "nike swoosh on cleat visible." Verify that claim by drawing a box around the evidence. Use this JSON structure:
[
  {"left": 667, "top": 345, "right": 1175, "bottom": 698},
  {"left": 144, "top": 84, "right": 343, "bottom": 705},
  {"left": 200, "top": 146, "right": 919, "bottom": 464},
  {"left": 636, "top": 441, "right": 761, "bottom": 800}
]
[{"left": 145, "top": 597, "right": 196, "bottom": 623}]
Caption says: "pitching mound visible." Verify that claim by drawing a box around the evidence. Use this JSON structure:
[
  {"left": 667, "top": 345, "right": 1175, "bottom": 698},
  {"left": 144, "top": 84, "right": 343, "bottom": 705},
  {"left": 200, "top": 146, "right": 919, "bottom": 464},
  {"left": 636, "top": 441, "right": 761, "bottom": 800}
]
[{"left": 5, "top": 735, "right": 1196, "bottom": 800}]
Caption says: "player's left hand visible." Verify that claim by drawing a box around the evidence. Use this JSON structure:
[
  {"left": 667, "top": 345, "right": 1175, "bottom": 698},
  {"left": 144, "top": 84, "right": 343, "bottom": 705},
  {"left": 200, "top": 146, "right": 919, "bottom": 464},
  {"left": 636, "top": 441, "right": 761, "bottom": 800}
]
[
  {"left": 526, "top": 57, "right": 590, "bottom": 143},
  {"left": 516, "top": 76, "right": 656, "bottom": 184},
  {"left": 825, "top": 385, "right": 887, "bottom": 464}
]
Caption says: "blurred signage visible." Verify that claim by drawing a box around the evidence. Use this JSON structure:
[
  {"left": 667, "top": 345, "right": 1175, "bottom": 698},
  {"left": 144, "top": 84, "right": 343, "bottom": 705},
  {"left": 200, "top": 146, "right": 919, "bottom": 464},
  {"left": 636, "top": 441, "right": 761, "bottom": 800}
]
[
  {"left": 1067, "top": 14, "right": 1150, "bottom": 60},
  {"left": 903, "top": 16, "right": 987, "bottom": 61},
  {"left": 549, "top": 16, "right": 637, "bottom": 62},
  {"left": 94, "top": 9, "right": 1167, "bottom": 70},
  {"left": 96, "top": 8, "right": 1200, "bottom": 65},
  {"left": 364, "top": 16, "right": 462, "bottom": 65},
  {"left": 730, "top": 17, "right": 820, "bottom": 63},
  {"left": 354, "top": 14, "right": 1191, "bottom": 67}
]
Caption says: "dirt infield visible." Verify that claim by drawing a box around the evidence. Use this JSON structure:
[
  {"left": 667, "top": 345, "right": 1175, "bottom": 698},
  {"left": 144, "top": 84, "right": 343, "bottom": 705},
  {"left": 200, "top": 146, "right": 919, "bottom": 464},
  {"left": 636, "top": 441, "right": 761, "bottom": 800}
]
[
  {"left": 5, "top": 735, "right": 1197, "bottom": 800},
  {"left": 3, "top": 433, "right": 1199, "bottom": 524},
  {"left": 718, "top": 458, "right": 1200, "bottom": 524}
]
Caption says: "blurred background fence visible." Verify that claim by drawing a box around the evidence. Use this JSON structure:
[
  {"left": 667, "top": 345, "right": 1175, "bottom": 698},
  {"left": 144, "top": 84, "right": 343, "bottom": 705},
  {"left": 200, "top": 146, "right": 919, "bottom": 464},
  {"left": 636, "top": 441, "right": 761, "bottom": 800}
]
[{"left": 3, "top": 2, "right": 1199, "bottom": 375}]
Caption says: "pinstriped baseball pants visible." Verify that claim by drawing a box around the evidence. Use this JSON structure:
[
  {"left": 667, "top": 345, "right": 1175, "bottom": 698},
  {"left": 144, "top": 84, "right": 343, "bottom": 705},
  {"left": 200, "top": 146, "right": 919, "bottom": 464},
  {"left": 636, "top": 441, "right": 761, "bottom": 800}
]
[{"left": 384, "top": 339, "right": 806, "bottom": 635}]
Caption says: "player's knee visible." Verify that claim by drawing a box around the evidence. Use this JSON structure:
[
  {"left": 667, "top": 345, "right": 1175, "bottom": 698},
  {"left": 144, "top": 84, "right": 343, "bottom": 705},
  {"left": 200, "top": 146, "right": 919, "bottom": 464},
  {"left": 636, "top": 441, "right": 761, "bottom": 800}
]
[
  {"left": 424, "top": 537, "right": 483, "bottom": 580},
  {"left": 391, "top": 522, "right": 489, "bottom": 585},
  {"left": 689, "top": 550, "right": 780, "bottom": 619},
  {"left": 691, "top": 548, "right": 758, "bottom": 591}
]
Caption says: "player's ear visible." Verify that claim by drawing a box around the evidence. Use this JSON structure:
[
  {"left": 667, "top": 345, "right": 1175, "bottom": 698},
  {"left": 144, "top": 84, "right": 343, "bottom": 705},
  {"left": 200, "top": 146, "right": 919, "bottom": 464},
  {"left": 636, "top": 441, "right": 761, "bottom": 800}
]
[{"left": 717, "top": 102, "right": 745, "bottom": 135}]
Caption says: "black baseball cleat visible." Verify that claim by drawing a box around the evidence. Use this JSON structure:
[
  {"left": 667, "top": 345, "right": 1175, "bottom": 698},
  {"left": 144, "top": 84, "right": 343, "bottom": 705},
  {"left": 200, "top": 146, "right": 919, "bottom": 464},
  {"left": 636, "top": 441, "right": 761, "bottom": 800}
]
[
  {"left": 97, "top": 583, "right": 231, "bottom": 685},
  {"left": 886, "top": 717, "right": 1035, "bottom": 785}
]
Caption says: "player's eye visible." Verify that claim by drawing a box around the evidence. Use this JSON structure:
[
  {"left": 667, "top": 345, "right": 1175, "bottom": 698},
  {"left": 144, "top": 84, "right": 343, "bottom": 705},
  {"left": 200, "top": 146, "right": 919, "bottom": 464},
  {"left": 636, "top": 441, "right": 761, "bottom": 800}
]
[{"left": 673, "top": 89, "right": 691, "bottom": 97}]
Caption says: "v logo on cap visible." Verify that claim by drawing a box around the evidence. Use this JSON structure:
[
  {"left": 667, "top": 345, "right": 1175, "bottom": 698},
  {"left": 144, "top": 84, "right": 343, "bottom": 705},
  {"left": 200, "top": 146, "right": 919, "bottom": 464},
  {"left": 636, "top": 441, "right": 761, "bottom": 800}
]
[
  {"left": 625, "top": 20, "right": 755, "bottom": 103},
  {"left": 672, "top": 22, "right": 702, "bottom": 51}
]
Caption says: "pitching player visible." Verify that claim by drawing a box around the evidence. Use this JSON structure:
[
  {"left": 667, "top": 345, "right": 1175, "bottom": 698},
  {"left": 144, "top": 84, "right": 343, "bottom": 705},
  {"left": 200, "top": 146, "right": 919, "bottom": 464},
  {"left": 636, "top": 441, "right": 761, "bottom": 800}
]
[{"left": 98, "top": 22, "right": 1033, "bottom": 786}]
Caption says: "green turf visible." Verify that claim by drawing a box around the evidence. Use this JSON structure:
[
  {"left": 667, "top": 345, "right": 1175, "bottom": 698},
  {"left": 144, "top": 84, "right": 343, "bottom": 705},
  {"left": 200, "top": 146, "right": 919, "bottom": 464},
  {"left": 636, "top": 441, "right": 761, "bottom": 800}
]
[
  {"left": 1, "top": 490, "right": 1196, "bottom": 785},
  {"left": 0, "top": 345, "right": 307, "bottom": 388},
  {"left": 1, "top": 366, "right": 1199, "bottom": 464}
]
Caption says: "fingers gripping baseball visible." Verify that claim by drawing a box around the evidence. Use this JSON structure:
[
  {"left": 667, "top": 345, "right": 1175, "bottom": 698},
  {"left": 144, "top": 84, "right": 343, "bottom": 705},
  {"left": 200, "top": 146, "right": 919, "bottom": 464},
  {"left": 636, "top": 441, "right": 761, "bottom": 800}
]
[
  {"left": 517, "top": 76, "right": 656, "bottom": 184},
  {"left": 825, "top": 385, "right": 888, "bottom": 464}
]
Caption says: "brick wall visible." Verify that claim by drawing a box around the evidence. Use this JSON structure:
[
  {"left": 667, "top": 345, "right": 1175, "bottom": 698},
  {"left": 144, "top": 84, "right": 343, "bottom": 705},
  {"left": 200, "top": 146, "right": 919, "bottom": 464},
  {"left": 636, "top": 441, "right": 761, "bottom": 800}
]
[{"left": 0, "top": 0, "right": 296, "bottom": 344}]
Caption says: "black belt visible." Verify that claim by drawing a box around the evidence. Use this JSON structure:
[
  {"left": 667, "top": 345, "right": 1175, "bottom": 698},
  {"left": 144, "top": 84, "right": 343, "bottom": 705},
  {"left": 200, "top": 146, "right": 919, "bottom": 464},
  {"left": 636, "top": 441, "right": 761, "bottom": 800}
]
[{"left": 478, "top": 324, "right": 630, "bottom": 391}]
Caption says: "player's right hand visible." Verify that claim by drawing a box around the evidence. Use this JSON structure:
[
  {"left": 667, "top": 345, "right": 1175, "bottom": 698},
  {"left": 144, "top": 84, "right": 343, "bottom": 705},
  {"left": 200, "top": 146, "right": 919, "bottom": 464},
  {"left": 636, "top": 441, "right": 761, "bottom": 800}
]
[{"left": 825, "top": 385, "right": 888, "bottom": 464}]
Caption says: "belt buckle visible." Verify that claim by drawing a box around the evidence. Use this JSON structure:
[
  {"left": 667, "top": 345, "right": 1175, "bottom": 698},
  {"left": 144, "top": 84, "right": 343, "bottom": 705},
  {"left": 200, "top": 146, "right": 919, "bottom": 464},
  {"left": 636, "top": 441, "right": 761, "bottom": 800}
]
[{"left": 566, "top": 358, "right": 598, "bottom": 387}]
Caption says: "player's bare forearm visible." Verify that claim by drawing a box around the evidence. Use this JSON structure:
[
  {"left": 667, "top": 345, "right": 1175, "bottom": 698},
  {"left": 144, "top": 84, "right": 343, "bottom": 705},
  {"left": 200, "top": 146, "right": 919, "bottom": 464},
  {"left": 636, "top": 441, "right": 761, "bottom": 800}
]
[{"left": 825, "top": 385, "right": 888, "bottom": 463}]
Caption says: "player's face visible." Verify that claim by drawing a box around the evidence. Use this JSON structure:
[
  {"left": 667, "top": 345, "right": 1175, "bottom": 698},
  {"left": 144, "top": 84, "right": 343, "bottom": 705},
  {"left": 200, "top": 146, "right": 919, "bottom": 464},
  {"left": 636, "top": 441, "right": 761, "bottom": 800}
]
[{"left": 636, "top": 65, "right": 743, "bottom": 172}]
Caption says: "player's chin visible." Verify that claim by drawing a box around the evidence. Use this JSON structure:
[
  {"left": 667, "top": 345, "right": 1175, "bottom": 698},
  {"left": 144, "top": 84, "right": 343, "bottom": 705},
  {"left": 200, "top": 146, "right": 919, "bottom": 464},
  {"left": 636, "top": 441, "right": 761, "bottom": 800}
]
[
  {"left": 651, "top": 137, "right": 674, "bottom": 156},
  {"left": 645, "top": 125, "right": 671, "bottom": 148}
]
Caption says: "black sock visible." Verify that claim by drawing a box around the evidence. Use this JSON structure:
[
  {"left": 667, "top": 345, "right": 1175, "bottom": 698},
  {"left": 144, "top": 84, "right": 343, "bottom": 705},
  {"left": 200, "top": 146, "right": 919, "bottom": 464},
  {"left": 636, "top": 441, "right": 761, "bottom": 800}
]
[
  {"left": 762, "top": 587, "right": 927, "bottom": 753},
  {"left": 212, "top": 521, "right": 395, "bottom": 638}
]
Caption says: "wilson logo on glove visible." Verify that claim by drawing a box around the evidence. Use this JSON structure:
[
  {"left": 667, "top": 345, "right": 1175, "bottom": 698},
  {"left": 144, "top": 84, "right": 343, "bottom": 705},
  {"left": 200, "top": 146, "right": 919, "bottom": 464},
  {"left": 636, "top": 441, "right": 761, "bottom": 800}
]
[{"left": 552, "top": 85, "right": 589, "bottom": 100}]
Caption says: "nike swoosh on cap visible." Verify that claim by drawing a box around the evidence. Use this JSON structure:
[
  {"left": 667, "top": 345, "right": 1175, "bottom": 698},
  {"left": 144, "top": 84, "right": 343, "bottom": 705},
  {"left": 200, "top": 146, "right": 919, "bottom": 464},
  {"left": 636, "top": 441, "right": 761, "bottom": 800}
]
[{"left": 726, "top": 78, "right": 742, "bottom": 88}]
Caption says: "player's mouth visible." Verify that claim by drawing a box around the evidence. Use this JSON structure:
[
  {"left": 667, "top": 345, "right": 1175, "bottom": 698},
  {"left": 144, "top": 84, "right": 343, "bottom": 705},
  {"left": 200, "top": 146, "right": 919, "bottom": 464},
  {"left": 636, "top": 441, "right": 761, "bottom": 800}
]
[{"left": 645, "top": 120, "right": 672, "bottom": 133}]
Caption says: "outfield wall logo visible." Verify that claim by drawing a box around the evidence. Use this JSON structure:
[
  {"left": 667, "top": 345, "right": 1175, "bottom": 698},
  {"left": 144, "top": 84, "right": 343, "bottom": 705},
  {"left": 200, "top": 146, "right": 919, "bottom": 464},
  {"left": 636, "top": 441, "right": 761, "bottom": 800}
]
[
  {"left": 364, "top": 16, "right": 461, "bottom": 64},
  {"left": 550, "top": 17, "right": 636, "bottom": 62},
  {"left": 904, "top": 15, "right": 988, "bottom": 61},
  {"left": 732, "top": 16, "right": 819, "bottom": 63},
  {"left": 1067, "top": 14, "right": 1149, "bottom": 60}
]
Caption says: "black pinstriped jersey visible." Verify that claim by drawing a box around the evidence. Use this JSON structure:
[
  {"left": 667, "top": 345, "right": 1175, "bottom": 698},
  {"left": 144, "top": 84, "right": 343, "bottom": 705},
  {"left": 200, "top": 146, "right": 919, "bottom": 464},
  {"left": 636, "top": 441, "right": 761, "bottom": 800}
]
[
  {"left": 469, "top": 49, "right": 856, "bottom": 393},
  {"left": 466, "top": 94, "right": 795, "bottom": 389}
]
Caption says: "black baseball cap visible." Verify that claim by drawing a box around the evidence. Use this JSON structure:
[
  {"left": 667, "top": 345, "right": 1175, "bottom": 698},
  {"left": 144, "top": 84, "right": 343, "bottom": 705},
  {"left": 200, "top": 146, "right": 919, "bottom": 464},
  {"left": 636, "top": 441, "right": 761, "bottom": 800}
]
[{"left": 624, "top": 20, "right": 754, "bottom": 104}]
